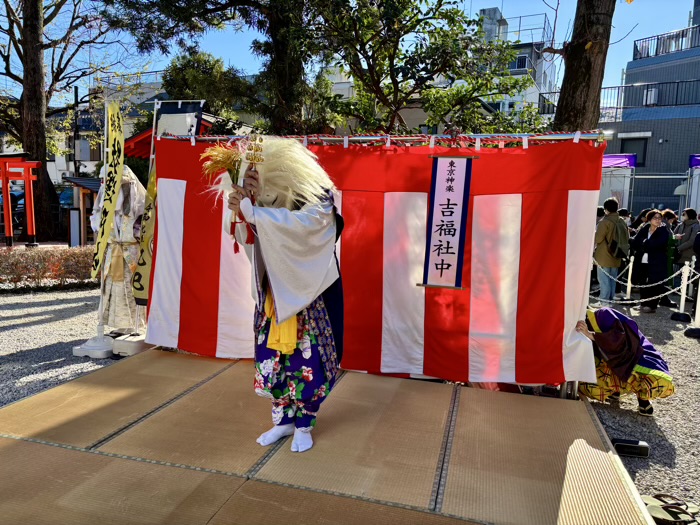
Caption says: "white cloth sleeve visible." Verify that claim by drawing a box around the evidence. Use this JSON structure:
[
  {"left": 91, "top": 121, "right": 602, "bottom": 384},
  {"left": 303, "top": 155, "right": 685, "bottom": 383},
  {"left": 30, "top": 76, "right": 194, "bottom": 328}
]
[
  {"left": 239, "top": 197, "right": 255, "bottom": 224},
  {"left": 252, "top": 199, "right": 339, "bottom": 323},
  {"left": 90, "top": 184, "right": 105, "bottom": 233}
]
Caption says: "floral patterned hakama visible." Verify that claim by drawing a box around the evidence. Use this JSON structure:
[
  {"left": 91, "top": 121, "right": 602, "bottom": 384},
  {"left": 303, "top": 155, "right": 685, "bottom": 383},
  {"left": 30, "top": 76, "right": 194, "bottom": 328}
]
[{"left": 254, "top": 292, "right": 339, "bottom": 432}]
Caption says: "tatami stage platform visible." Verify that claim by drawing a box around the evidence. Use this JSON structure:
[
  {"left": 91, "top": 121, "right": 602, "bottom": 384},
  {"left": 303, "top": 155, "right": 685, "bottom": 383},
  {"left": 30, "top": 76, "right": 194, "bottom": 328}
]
[{"left": 0, "top": 350, "right": 654, "bottom": 525}]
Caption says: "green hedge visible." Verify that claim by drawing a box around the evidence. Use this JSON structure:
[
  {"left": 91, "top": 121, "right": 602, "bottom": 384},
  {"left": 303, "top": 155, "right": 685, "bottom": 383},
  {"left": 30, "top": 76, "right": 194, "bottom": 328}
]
[{"left": 0, "top": 246, "right": 97, "bottom": 289}]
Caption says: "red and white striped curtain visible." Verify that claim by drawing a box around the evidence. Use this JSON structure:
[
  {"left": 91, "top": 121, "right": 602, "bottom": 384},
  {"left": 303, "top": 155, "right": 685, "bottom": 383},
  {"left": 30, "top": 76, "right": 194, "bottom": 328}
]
[{"left": 146, "top": 139, "right": 604, "bottom": 384}]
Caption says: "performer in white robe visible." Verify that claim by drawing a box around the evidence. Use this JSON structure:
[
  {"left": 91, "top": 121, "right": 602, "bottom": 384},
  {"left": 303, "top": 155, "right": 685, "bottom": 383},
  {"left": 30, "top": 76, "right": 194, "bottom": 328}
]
[
  {"left": 224, "top": 137, "right": 343, "bottom": 453},
  {"left": 90, "top": 166, "right": 147, "bottom": 332}
]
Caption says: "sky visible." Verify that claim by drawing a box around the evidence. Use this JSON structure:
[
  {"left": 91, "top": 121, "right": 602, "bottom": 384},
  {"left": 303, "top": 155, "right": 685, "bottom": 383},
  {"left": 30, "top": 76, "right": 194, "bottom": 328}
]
[{"left": 148, "top": 0, "right": 697, "bottom": 89}]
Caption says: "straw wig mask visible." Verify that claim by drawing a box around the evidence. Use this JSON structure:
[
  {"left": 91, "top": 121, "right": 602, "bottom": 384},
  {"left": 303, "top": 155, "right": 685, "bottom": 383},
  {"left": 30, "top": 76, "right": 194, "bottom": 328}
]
[{"left": 237, "top": 136, "right": 336, "bottom": 210}]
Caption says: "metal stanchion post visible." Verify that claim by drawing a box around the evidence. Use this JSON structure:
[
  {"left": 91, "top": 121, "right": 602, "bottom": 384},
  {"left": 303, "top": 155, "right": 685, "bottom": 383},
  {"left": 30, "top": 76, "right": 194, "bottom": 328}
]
[
  {"left": 560, "top": 382, "right": 573, "bottom": 399},
  {"left": 626, "top": 255, "right": 635, "bottom": 299},
  {"left": 571, "top": 381, "right": 579, "bottom": 400},
  {"left": 679, "top": 262, "right": 690, "bottom": 313},
  {"left": 671, "top": 262, "right": 692, "bottom": 322},
  {"left": 687, "top": 297, "right": 700, "bottom": 338},
  {"left": 690, "top": 256, "right": 697, "bottom": 301}
]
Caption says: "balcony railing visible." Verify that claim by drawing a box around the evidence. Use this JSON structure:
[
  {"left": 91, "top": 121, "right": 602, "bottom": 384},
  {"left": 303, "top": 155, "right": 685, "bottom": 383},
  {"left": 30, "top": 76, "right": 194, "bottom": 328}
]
[
  {"left": 94, "top": 70, "right": 164, "bottom": 87},
  {"left": 501, "top": 13, "right": 553, "bottom": 45},
  {"left": 539, "top": 79, "right": 700, "bottom": 122},
  {"left": 633, "top": 26, "right": 700, "bottom": 60}
]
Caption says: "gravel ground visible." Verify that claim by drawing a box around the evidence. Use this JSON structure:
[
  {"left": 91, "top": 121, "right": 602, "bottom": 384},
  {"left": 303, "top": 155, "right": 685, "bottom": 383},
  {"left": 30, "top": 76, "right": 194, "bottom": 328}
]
[
  {"left": 0, "top": 288, "right": 698, "bottom": 505},
  {"left": 0, "top": 289, "right": 117, "bottom": 407},
  {"left": 590, "top": 302, "right": 700, "bottom": 504}
]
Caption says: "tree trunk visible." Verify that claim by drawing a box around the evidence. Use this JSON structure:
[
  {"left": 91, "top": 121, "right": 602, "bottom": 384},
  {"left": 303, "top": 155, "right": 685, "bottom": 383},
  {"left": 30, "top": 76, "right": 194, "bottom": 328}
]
[
  {"left": 552, "top": 0, "right": 616, "bottom": 132},
  {"left": 267, "top": 0, "right": 305, "bottom": 134},
  {"left": 21, "top": 0, "right": 58, "bottom": 241}
]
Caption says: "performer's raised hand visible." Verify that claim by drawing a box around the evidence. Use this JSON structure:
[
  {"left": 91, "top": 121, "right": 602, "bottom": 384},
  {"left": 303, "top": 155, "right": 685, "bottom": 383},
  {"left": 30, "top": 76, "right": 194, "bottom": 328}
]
[
  {"left": 243, "top": 164, "right": 259, "bottom": 199},
  {"left": 227, "top": 185, "right": 246, "bottom": 215}
]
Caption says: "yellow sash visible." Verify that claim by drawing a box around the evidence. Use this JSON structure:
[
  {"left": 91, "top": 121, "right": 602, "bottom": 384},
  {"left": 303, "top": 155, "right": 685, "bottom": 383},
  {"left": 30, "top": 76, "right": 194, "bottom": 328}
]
[
  {"left": 586, "top": 309, "right": 602, "bottom": 333},
  {"left": 264, "top": 291, "right": 297, "bottom": 354},
  {"left": 109, "top": 244, "right": 125, "bottom": 282}
]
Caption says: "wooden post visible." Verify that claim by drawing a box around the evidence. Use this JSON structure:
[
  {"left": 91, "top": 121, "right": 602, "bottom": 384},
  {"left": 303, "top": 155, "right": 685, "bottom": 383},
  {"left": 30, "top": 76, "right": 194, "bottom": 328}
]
[
  {"left": 16, "top": 162, "right": 41, "bottom": 247},
  {"left": 79, "top": 188, "right": 86, "bottom": 246},
  {"left": 1, "top": 160, "right": 13, "bottom": 246}
]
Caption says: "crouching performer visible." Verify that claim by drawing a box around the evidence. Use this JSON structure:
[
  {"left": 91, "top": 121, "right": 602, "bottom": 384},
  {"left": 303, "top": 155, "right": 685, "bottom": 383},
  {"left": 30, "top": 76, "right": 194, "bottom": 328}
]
[
  {"left": 576, "top": 307, "right": 674, "bottom": 416},
  {"left": 219, "top": 137, "right": 343, "bottom": 453}
]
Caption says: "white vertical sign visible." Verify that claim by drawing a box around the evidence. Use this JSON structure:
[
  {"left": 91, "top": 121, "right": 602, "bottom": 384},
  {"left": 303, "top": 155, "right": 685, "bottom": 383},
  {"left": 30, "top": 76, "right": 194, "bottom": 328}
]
[{"left": 421, "top": 157, "right": 473, "bottom": 289}]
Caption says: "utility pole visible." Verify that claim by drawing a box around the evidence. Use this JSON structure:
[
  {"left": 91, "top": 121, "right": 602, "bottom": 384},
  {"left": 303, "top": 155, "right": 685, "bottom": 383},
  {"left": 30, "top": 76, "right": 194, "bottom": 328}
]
[{"left": 73, "top": 86, "right": 80, "bottom": 177}]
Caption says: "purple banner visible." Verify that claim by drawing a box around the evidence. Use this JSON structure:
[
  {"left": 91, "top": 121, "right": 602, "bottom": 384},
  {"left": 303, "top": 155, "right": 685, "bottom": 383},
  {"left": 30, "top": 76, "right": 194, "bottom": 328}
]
[
  {"left": 602, "top": 154, "right": 636, "bottom": 168},
  {"left": 690, "top": 155, "right": 700, "bottom": 168}
]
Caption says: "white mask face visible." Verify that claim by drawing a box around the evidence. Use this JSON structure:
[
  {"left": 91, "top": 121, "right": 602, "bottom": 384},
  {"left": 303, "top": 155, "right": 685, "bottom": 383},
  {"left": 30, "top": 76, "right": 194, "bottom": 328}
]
[
  {"left": 257, "top": 190, "right": 279, "bottom": 207},
  {"left": 624, "top": 217, "right": 631, "bottom": 226}
]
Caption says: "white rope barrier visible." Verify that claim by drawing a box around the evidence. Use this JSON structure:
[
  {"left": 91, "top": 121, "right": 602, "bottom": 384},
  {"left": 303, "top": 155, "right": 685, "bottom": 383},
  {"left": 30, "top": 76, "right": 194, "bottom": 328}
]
[
  {"left": 598, "top": 276, "right": 700, "bottom": 306},
  {"left": 593, "top": 271, "right": 700, "bottom": 306},
  {"left": 592, "top": 258, "right": 686, "bottom": 288}
]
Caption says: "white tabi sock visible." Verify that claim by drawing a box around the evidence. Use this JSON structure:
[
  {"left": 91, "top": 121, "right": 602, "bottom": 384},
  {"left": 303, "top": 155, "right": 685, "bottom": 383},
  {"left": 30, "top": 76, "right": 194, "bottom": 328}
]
[
  {"left": 291, "top": 428, "right": 313, "bottom": 453},
  {"left": 256, "top": 423, "right": 294, "bottom": 446}
]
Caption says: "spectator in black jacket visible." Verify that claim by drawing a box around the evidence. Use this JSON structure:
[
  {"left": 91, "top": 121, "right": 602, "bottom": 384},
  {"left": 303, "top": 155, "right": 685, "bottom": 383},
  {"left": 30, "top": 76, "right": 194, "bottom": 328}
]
[
  {"left": 630, "top": 208, "right": 651, "bottom": 233},
  {"left": 631, "top": 210, "right": 671, "bottom": 313}
]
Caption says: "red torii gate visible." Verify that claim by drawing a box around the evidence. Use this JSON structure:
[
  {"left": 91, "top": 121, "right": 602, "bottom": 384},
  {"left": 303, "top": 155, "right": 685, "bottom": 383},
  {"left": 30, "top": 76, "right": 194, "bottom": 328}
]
[{"left": 0, "top": 153, "right": 41, "bottom": 247}]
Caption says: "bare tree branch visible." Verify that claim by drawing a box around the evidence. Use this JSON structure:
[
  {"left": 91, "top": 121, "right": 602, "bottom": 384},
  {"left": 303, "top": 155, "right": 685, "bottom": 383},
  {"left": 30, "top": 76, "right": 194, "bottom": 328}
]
[
  {"left": 2, "top": 0, "right": 24, "bottom": 63},
  {"left": 610, "top": 23, "right": 639, "bottom": 46},
  {"left": 44, "top": 0, "right": 71, "bottom": 26},
  {"left": 3, "top": 0, "right": 21, "bottom": 26},
  {"left": 541, "top": 46, "right": 565, "bottom": 56}
]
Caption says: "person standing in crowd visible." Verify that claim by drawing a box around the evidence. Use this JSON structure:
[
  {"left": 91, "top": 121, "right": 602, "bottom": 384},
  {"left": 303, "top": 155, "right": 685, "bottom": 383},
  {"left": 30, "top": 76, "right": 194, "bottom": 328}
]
[
  {"left": 615, "top": 208, "right": 633, "bottom": 296},
  {"left": 662, "top": 209, "right": 679, "bottom": 231},
  {"left": 659, "top": 209, "right": 681, "bottom": 308},
  {"left": 630, "top": 208, "right": 651, "bottom": 233},
  {"left": 674, "top": 208, "right": 699, "bottom": 264},
  {"left": 618, "top": 208, "right": 631, "bottom": 227},
  {"left": 594, "top": 198, "right": 628, "bottom": 304},
  {"left": 596, "top": 206, "right": 605, "bottom": 223},
  {"left": 630, "top": 208, "right": 651, "bottom": 286},
  {"left": 577, "top": 307, "right": 675, "bottom": 416},
  {"left": 631, "top": 210, "right": 670, "bottom": 313}
]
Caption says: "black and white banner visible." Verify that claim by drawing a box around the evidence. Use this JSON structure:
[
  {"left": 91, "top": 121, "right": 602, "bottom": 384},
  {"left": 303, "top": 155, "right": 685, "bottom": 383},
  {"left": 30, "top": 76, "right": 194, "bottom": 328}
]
[{"left": 421, "top": 157, "right": 474, "bottom": 289}]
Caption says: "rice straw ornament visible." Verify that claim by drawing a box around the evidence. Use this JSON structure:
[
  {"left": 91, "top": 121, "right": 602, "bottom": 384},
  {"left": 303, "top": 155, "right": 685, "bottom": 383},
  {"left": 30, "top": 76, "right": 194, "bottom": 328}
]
[{"left": 201, "top": 134, "right": 264, "bottom": 253}]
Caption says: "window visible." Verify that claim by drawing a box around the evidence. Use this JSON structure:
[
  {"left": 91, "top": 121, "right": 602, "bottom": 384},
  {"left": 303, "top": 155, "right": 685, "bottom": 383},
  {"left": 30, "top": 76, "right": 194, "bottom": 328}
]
[
  {"left": 621, "top": 138, "right": 647, "bottom": 167},
  {"left": 508, "top": 55, "right": 529, "bottom": 70}
]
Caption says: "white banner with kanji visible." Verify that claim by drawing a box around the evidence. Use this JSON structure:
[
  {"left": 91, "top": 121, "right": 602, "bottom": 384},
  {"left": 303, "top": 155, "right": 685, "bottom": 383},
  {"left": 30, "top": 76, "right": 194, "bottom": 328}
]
[{"left": 422, "top": 157, "right": 473, "bottom": 288}]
